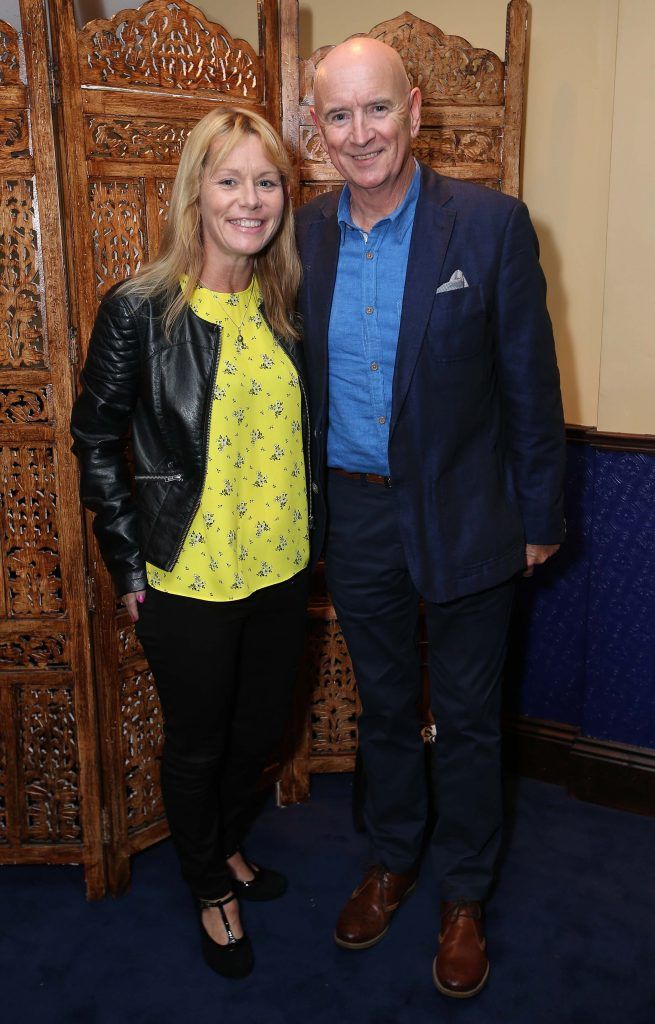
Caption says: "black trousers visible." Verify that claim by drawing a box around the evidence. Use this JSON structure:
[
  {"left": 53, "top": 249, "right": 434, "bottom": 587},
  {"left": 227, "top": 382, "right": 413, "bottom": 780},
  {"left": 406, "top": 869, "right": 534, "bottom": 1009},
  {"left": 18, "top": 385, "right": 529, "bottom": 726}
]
[
  {"left": 326, "top": 471, "right": 515, "bottom": 901},
  {"left": 135, "top": 571, "right": 309, "bottom": 900}
]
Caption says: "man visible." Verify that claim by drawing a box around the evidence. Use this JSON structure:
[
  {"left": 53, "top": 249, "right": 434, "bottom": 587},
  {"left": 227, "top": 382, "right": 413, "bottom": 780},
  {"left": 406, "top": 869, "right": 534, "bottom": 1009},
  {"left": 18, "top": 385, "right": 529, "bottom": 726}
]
[{"left": 296, "top": 37, "right": 565, "bottom": 998}]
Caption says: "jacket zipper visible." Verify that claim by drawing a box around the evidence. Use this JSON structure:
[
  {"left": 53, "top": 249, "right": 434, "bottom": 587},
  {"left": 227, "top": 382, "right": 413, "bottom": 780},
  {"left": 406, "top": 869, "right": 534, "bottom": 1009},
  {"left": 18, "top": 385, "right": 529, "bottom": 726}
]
[
  {"left": 135, "top": 473, "right": 183, "bottom": 482},
  {"left": 166, "top": 323, "right": 222, "bottom": 570}
]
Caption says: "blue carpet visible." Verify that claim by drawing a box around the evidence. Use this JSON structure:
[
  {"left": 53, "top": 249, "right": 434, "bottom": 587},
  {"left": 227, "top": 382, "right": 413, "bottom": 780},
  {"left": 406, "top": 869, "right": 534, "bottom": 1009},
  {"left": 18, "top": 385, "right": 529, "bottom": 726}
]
[{"left": 1, "top": 774, "right": 654, "bottom": 1023}]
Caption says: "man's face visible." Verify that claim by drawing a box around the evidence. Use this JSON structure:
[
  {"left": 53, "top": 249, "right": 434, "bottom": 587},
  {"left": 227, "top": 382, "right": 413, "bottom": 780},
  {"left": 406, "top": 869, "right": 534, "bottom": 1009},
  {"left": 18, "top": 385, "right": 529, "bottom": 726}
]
[{"left": 312, "top": 47, "right": 420, "bottom": 198}]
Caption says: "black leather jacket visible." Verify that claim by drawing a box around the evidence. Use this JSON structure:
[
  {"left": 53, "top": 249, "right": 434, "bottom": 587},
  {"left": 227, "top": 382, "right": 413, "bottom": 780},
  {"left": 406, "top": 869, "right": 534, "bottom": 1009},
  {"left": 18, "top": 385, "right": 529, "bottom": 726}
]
[{"left": 71, "top": 286, "right": 314, "bottom": 596}]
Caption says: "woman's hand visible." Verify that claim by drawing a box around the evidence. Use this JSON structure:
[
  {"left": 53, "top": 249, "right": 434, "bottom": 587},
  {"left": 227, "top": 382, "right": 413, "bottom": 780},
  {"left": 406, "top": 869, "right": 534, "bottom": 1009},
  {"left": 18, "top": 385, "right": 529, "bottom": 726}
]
[{"left": 122, "top": 590, "right": 146, "bottom": 622}]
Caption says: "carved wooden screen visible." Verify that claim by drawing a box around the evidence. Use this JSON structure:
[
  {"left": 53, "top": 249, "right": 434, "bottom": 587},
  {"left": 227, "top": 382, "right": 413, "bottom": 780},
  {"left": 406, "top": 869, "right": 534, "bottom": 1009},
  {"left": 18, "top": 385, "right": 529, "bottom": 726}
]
[
  {"left": 0, "top": 0, "right": 104, "bottom": 895},
  {"left": 277, "top": 0, "right": 528, "bottom": 802},
  {"left": 47, "top": 0, "right": 281, "bottom": 893}
]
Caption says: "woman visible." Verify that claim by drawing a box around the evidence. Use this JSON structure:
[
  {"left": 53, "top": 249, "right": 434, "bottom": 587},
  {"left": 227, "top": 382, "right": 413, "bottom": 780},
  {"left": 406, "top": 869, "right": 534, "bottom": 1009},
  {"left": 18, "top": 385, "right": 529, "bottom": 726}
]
[{"left": 71, "top": 108, "right": 312, "bottom": 979}]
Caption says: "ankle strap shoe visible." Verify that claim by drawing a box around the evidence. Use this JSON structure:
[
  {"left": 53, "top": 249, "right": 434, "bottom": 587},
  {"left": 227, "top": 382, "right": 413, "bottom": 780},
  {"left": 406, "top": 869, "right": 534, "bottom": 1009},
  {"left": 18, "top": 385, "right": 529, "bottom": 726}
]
[{"left": 198, "top": 893, "right": 254, "bottom": 978}]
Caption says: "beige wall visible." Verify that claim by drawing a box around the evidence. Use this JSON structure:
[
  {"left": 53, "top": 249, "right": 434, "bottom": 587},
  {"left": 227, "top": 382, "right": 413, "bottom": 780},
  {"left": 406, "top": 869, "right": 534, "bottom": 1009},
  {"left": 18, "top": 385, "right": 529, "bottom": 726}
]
[
  {"left": 60, "top": 1, "right": 655, "bottom": 434},
  {"left": 597, "top": 0, "right": 655, "bottom": 434}
]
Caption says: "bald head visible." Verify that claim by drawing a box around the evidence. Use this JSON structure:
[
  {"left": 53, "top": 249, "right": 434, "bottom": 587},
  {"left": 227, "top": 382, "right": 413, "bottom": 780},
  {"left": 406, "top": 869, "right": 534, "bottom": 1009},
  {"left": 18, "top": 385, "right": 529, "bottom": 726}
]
[
  {"left": 310, "top": 35, "right": 421, "bottom": 225},
  {"left": 314, "top": 37, "right": 411, "bottom": 113}
]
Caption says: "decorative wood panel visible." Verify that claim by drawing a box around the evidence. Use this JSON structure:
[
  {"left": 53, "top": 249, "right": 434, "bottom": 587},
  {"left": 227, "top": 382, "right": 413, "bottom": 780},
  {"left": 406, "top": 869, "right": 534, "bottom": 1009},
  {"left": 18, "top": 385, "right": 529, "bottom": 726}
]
[
  {"left": 89, "top": 179, "right": 148, "bottom": 299},
  {"left": 120, "top": 664, "right": 165, "bottom": 834},
  {"left": 78, "top": 0, "right": 262, "bottom": 98},
  {"left": 18, "top": 681, "right": 81, "bottom": 844},
  {"left": 308, "top": 616, "right": 359, "bottom": 758},
  {"left": 0, "top": 175, "right": 47, "bottom": 370},
  {"left": 0, "top": 445, "right": 62, "bottom": 617},
  {"left": 0, "top": 1, "right": 102, "bottom": 894}
]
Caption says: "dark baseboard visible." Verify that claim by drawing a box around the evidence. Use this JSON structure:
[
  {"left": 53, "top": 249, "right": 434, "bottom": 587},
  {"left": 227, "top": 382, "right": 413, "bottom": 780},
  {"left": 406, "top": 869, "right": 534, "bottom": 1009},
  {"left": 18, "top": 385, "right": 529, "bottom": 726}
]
[
  {"left": 566, "top": 424, "right": 655, "bottom": 453},
  {"left": 503, "top": 715, "right": 655, "bottom": 818}
]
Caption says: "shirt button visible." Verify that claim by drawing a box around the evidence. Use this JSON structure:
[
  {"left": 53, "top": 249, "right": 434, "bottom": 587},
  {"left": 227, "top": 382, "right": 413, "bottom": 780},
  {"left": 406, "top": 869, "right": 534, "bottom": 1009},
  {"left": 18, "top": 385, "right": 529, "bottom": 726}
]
[
  {"left": 370, "top": 362, "right": 378, "bottom": 371},
  {"left": 365, "top": 251, "right": 374, "bottom": 260},
  {"left": 378, "top": 416, "right": 386, "bottom": 425},
  {"left": 311, "top": 482, "right": 319, "bottom": 493},
  {"left": 365, "top": 306, "right": 374, "bottom": 315}
]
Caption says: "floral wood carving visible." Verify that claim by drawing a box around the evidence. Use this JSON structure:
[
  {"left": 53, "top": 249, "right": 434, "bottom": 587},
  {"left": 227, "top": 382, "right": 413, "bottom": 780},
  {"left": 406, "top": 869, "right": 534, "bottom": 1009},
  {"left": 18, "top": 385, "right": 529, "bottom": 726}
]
[
  {"left": 0, "top": 22, "right": 21, "bottom": 86},
  {"left": 86, "top": 116, "right": 192, "bottom": 162},
  {"left": 90, "top": 179, "right": 147, "bottom": 298},
  {"left": 0, "top": 446, "right": 63, "bottom": 616},
  {"left": 0, "top": 387, "right": 50, "bottom": 425},
  {"left": 0, "top": 632, "right": 67, "bottom": 668},
  {"left": 118, "top": 623, "right": 138, "bottom": 664},
  {"left": 78, "top": 0, "right": 261, "bottom": 98},
  {"left": 301, "top": 13, "right": 503, "bottom": 107},
  {"left": 307, "top": 617, "right": 360, "bottom": 757},
  {"left": 0, "top": 177, "right": 47, "bottom": 369},
  {"left": 121, "top": 668, "right": 165, "bottom": 832},
  {"left": 300, "top": 127, "right": 327, "bottom": 164},
  {"left": 157, "top": 179, "right": 173, "bottom": 222},
  {"left": 1, "top": 111, "right": 30, "bottom": 160},
  {"left": 19, "top": 685, "right": 81, "bottom": 843},
  {"left": 369, "top": 14, "right": 503, "bottom": 104},
  {"left": 301, "top": 126, "right": 501, "bottom": 168},
  {"left": 413, "top": 128, "right": 501, "bottom": 166}
]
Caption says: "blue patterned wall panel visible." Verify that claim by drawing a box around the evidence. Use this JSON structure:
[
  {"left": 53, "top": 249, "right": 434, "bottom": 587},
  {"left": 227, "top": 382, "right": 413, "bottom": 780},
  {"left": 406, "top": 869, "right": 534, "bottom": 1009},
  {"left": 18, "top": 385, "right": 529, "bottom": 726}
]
[
  {"left": 583, "top": 451, "right": 655, "bottom": 747},
  {"left": 506, "top": 443, "right": 594, "bottom": 724}
]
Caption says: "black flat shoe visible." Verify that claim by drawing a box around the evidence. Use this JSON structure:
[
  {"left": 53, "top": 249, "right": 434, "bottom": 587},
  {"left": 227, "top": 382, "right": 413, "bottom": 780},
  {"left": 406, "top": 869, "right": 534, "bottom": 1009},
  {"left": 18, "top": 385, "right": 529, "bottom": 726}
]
[
  {"left": 198, "top": 893, "right": 253, "bottom": 978},
  {"left": 230, "top": 857, "right": 288, "bottom": 902}
]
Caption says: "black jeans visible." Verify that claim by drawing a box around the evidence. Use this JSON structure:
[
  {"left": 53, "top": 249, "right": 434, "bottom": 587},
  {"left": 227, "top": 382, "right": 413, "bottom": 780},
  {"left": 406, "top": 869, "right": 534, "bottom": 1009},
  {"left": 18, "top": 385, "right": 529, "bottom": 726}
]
[{"left": 135, "top": 571, "right": 309, "bottom": 900}]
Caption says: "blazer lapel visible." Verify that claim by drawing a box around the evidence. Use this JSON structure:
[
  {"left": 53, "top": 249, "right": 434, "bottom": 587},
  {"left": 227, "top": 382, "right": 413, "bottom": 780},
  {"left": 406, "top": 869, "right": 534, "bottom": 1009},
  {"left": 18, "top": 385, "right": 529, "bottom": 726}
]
[{"left": 390, "top": 172, "right": 456, "bottom": 437}]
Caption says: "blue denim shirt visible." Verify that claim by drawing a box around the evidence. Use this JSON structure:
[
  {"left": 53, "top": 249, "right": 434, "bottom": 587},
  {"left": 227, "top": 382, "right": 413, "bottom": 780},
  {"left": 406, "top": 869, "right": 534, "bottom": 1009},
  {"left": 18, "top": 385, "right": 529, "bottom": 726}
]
[{"left": 326, "top": 163, "right": 421, "bottom": 476}]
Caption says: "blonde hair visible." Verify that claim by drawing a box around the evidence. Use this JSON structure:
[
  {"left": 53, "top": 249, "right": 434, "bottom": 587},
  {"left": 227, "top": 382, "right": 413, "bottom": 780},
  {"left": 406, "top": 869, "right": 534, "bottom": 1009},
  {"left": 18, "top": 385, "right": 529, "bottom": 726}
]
[{"left": 118, "top": 107, "right": 301, "bottom": 341}]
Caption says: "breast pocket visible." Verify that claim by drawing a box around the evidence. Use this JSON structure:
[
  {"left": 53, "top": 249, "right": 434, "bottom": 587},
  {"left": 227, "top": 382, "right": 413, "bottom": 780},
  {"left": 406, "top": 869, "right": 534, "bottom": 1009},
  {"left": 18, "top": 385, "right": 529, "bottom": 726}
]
[{"left": 425, "top": 284, "right": 487, "bottom": 361}]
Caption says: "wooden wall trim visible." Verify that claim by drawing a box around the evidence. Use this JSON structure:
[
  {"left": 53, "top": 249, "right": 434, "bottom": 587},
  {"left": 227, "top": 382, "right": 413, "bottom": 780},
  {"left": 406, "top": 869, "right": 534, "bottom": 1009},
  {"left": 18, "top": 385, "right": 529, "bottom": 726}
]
[
  {"left": 503, "top": 714, "right": 655, "bottom": 818},
  {"left": 566, "top": 425, "right": 655, "bottom": 453}
]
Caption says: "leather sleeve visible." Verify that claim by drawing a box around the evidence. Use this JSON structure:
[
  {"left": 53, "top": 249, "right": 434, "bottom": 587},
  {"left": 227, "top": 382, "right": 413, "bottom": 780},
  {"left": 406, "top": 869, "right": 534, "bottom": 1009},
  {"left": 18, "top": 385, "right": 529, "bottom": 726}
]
[
  {"left": 70, "top": 289, "right": 147, "bottom": 595},
  {"left": 493, "top": 201, "right": 566, "bottom": 544}
]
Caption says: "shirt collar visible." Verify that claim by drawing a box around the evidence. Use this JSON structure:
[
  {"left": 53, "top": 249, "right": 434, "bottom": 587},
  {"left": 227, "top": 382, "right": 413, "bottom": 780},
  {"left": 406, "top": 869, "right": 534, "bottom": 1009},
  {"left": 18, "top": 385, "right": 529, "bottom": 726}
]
[{"left": 337, "top": 159, "right": 420, "bottom": 242}]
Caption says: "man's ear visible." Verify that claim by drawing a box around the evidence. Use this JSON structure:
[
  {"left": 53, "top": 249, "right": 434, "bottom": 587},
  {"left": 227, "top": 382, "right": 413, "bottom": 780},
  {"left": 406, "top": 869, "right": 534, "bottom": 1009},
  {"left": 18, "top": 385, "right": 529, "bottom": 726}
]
[{"left": 408, "top": 87, "right": 422, "bottom": 139}]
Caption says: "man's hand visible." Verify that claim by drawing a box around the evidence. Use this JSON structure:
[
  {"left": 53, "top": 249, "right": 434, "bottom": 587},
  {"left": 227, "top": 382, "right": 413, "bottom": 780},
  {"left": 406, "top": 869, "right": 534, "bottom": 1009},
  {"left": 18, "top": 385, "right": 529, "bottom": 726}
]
[
  {"left": 122, "top": 590, "right": 146, "bottom": 622},
  {"left": 523, "top": 544, "right": 560, "bottom": 578}
]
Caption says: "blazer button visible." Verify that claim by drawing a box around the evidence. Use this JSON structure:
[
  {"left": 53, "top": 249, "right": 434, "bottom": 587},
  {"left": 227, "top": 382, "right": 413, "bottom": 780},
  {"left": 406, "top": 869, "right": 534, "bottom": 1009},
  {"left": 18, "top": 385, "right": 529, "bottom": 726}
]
[{"left": 311, "top": 482, "right": 319, "bottom": 494}]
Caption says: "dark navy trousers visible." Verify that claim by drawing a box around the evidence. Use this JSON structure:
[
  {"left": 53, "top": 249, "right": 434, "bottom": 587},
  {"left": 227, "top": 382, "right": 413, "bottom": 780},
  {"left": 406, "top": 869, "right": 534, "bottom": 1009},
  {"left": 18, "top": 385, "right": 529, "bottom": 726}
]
[{"left": 325, "top": 470, "right": 515, "bottom": 900}]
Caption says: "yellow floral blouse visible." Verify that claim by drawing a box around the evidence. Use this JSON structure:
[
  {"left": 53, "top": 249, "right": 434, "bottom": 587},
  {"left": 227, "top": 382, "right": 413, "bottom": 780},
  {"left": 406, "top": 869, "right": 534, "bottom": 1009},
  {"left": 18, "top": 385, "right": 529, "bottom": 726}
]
[{"left": 146, "top": 277, "right": 309, "bottom": 601}]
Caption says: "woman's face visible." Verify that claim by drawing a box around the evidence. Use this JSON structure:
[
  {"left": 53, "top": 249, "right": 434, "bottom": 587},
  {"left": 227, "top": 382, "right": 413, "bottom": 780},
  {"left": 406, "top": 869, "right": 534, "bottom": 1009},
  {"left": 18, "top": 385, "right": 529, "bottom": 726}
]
[{"left": 199, "top": 133, "right": 285, "bottom": 270}]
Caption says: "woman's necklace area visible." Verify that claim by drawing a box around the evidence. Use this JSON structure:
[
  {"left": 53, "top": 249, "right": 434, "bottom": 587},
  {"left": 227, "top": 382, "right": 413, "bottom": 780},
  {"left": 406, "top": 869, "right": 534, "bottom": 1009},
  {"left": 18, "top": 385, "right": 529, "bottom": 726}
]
[{"left": 198, "top": 277, "right": 256, "bottom": 343}]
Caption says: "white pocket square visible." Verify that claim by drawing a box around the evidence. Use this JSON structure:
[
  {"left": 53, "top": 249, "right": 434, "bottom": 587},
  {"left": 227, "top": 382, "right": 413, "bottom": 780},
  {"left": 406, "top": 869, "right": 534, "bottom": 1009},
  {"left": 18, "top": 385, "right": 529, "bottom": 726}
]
[{"left": 436, "top": 270, "right": 468, "bottom": 293}]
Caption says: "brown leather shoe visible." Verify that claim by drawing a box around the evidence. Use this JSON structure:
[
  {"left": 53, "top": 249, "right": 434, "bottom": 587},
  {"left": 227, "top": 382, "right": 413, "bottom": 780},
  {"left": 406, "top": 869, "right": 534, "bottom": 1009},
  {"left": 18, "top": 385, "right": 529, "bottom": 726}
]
[
  {"left": 433, "top": 900, "right": 489, "bottom": 998},
  {"left": 334, "top": 864, "right": 418, "bottom": 949}
]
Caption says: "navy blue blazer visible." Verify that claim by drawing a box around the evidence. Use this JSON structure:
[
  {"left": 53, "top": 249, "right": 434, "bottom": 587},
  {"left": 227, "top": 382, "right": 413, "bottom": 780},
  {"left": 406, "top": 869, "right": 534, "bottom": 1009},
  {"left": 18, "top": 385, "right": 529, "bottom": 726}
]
[{"left": 297, "top": 163, "right": 566, "bottom": 602}]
